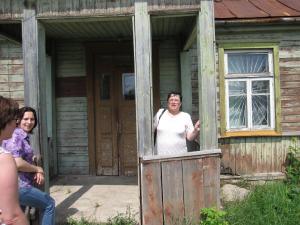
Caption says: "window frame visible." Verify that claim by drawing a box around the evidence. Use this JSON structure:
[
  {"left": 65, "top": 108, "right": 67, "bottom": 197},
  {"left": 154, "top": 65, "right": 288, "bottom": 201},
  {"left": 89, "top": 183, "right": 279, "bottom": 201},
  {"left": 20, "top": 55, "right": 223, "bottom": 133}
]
[{"left": 218, "top": 43, "right": 281, "bottom": 137}]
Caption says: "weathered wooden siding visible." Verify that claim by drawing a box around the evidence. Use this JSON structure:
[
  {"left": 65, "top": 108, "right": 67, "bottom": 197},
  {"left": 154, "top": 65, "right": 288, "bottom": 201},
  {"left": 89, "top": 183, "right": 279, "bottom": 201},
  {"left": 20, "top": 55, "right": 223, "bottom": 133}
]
[
  {"left": 55, "top": 41, "right": 88, "bottom": 175},
  {"left": 220, "top": 136, "right": 299, "bottom": 176},
  {"left": 56, "top": 41, "right": 86, "bottom": 78},
  {"left": 141, "top": 151, "right": 221, "bottom": 225},
  {"left": 34, "top": 0, "right": 199, "bottom": 17},
  {"left": 0, "top": 0, "right": 23, "bottom": 19},
  {"left": 56, "top": 97, "right": 88, "bottom": 175},
  {"left": 279, "top": 40, "right": 300, "bottom": 134},
  {"left": 0, "top": 40, "right": 24, "bottom": 106},
  {"left": 159, "top": 39, "right": 181, "bottom": 108}
]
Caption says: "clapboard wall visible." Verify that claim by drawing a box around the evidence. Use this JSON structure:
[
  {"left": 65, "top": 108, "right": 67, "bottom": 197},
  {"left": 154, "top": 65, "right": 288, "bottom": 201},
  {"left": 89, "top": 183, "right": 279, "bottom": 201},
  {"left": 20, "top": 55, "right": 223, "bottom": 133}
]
[
  {"left": 55, "top": 41, "right": 89, "bottom": 175},
  {"left": 0, "top": 39, "right": 24, "bottom": 106},
  {"left": 159, "top": 39, "right": 181, "bottom": 108}
]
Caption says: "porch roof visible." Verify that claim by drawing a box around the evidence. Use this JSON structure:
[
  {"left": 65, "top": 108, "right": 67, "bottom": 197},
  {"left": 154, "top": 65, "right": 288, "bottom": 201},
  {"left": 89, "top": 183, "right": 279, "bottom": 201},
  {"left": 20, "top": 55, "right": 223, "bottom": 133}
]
[{"left": 214, "top": 0, "right": 300, "bottom": 20}]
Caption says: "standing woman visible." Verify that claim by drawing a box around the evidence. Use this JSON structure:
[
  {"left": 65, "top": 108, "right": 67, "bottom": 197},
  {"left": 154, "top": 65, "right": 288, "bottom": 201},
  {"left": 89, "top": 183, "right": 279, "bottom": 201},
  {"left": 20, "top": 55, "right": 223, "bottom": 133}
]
[
  {"left": 2, "top": 107, "right": 55, "bottom": 225},
  {"left": 0, "top": 96, "right": 29, "bottom": 225},
  {"left": 154, "top": 92, "right": 200, "bottom": 155}
]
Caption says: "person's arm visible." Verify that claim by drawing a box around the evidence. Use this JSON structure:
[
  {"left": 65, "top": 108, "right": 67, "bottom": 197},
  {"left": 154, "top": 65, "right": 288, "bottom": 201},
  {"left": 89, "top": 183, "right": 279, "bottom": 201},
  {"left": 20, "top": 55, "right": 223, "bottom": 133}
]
[
  {"left": 14, "top": 157, "right": 44, "bottom": 173},
  {"left": 15, "top": 157, "right": 44, "bottom": 185},
  {"left": 186, "top": 120, "right": 200, "bottom": 141},
  {"left": 0, "top": 154, "right": 29, "bottom": 225}
]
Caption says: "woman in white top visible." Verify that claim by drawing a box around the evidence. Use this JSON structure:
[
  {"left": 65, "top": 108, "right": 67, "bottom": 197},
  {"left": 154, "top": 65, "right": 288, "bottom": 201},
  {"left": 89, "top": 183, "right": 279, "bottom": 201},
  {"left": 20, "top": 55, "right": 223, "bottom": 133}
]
[
  {"left": 0, "top": 96, "right": 29, "bottom": 225},
  {"left": 154, "top": 92, "right": 200, "bottom": 155}
]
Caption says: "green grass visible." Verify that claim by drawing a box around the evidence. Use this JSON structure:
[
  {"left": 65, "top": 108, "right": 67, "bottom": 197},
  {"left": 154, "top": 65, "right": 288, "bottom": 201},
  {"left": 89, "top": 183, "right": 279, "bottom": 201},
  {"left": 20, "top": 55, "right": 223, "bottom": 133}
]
[
  {"left": 63, "top": 207, "right": 138, "bottom": 225},
  {"left": 224, "top": 182, "right": 300, "bottom": 225}
]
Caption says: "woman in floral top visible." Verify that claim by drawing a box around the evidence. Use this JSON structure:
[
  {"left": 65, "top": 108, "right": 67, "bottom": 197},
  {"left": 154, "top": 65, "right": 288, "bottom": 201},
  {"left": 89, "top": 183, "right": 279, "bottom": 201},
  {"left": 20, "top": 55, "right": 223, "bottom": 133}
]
[
  {"left": 0, "top": 96, "right": 28, "bottom": 225},
  {"left": 3, "top": 107, "right": 55, "bottom": 225}
]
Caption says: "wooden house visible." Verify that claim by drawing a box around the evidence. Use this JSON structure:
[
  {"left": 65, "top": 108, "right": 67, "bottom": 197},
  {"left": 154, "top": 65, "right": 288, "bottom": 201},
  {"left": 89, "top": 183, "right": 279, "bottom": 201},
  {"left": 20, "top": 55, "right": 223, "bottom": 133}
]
[{"left": 0, "top": 0, "right": 300, "bottom": 224}]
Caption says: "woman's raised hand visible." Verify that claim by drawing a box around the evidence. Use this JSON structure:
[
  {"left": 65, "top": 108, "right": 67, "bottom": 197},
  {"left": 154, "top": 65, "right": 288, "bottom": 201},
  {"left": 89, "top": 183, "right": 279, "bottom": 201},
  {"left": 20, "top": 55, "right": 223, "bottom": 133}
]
[{"left": 194, "top": 120, "right": 200, "bottom": 131}]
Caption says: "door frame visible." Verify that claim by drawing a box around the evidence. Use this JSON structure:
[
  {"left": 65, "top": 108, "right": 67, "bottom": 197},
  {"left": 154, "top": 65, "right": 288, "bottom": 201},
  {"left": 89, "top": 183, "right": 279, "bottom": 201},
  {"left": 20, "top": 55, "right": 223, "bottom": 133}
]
[{"left": 86, "top": 42, "right": 160, "bottom": 175}]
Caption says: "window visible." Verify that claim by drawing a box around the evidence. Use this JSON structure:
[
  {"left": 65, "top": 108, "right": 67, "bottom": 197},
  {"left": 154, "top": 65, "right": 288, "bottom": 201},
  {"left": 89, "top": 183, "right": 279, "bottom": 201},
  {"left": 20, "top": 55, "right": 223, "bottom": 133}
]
[
  {"left": 122, "top": 73, "right": 135, "bottom": 100},
  {"left": 219, "top": 44, "right": 281, "bottom": 137}
]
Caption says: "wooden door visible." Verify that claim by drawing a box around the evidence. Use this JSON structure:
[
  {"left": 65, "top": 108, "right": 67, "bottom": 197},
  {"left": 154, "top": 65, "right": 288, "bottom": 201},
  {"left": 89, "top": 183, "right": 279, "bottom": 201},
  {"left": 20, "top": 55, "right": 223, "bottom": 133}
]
[
  {"left": 117, "top": 71, "right": 137, "bottom": 175},
  {"left": 94, "top": 58, "right": 137, "bottom": 176}
]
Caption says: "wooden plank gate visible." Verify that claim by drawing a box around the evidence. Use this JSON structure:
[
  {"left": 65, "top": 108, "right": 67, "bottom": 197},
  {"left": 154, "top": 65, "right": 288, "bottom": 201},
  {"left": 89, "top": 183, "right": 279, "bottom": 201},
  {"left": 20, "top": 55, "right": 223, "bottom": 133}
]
[{"left": 140, "top": 150, "right": 221, "bottom": 225}]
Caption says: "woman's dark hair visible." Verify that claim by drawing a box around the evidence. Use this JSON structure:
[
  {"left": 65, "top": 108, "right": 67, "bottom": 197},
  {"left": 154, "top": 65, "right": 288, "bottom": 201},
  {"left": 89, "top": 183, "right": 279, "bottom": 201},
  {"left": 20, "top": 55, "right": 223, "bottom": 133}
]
[
  {"left": 167, "top": 91, "right": 182, "bottom": 102},
  {"left": 0, "top": 96, "right": 19, "bottom": 132},
  {"left": 17, "top": 107, "right": 38, "bottom": 133}
]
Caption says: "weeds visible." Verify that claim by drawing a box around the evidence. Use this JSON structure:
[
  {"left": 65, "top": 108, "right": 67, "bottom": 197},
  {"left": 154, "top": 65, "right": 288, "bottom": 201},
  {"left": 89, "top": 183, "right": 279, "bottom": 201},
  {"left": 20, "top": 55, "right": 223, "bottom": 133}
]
[
  {"left": 224, "top": 182, "right": 300, "bottom": 225},
  {"left": 106, "top": 207, "right": 138, "bottom": 225},
  {"left": 65, "top": 217, "right": 100, "bottom": 225},
  {"left": 285, "top": 138, "right": 300, "bottom": 186}
]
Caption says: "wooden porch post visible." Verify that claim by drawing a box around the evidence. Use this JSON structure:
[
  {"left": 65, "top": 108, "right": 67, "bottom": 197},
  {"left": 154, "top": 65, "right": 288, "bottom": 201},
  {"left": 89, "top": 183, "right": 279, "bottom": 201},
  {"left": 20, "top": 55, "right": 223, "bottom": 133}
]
[
  {"left": 197, "top": 0, "right": 218, "bottom": 150},
  {"left": 133, "top": 1, "right": 153, "bottom": 157},
  {"left": 22, "top": 1, "right": 49, "bottom": 192}
]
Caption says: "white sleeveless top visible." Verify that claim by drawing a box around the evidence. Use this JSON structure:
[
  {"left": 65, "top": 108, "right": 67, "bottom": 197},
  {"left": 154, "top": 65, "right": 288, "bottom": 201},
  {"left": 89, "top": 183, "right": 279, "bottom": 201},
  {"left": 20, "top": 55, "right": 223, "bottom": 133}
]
[{"left": 154, "top": 109, "right": 194, "bottom": 155}]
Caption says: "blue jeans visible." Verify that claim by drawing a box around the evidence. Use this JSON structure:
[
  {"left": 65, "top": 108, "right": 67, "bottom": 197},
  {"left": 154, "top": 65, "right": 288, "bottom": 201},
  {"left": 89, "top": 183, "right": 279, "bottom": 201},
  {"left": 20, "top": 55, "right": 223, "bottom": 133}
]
[{"left": 19, "top": 186, "right": 55, "bottom": 225}]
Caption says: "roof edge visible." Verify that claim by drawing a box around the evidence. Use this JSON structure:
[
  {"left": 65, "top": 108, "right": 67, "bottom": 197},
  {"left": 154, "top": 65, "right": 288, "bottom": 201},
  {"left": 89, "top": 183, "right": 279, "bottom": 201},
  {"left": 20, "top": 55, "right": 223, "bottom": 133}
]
[{"left": 215, "top": 16, "right": 300, "bottom": 25}]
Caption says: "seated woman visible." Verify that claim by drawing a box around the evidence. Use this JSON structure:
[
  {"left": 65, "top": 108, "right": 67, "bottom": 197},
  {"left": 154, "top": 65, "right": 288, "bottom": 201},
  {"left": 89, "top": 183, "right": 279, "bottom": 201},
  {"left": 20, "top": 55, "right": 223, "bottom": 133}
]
[
  {"left": 154, "top": 92, "right": 200, "bottom": 155},
  {"left": 2, "top": 107, "right": 55, "bottom": 225},
  {"left": 0, "top": 96, "right": 29, "bottom": 225}
]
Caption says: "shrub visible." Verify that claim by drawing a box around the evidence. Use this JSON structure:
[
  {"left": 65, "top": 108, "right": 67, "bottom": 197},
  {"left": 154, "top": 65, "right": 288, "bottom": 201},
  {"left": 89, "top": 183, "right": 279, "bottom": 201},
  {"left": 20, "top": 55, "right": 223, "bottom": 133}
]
[{"left": 200, "top": 207, "right": 228, "bottom": 225}]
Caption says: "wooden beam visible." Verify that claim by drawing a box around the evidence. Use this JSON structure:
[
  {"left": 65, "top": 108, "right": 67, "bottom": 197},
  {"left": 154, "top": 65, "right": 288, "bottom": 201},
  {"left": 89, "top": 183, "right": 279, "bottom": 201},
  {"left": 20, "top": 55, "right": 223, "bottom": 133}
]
[
  {"left": 22, "top": 7, "right": 49, "bottom": 192},
  {"left": 180, "top": 51, "right": 192, "bottom": 115},
  {"left": 183, "top": 25, "right": 196, "bottom": 51},
  {"left": 0, "top": 32, "right": 21, "bottom": 45},
  {"left": 133, "top": 1, "right": 153, "bottom": 156},
  {"left": 197, "top": 1, "right": 218, "bottom": 150}
]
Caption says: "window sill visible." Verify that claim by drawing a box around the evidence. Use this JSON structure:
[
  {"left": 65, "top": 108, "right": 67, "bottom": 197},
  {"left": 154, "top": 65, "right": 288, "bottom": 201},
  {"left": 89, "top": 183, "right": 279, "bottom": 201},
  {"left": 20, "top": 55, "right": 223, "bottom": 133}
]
[{"left": 221, "top": 130, "right": 281, "bottom": 138}]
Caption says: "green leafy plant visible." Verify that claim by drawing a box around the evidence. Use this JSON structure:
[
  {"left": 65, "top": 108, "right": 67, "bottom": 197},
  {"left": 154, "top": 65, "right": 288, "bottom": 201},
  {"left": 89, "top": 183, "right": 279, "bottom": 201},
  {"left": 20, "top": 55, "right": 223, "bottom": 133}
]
[
  {"left": 284, "top": 138, "right": 300, "bottom": 202},
  {"left": 285, "top": 138, "right": 300, "bottom": 186},
  {"left": 200, "top": 207, "right": 228, "bottom": 225}
]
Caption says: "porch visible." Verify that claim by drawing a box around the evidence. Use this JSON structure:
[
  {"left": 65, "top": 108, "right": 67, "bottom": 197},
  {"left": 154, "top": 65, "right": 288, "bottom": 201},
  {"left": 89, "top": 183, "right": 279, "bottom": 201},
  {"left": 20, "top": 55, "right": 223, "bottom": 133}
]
[{"left": 50, "top": 175, "right": 139, "bottom": 224}]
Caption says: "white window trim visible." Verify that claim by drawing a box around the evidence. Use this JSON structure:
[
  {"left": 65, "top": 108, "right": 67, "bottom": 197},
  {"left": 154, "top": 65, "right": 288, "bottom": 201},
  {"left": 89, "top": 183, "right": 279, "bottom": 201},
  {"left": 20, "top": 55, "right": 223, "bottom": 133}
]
[{"left": 224, "top": 49, "right": 275, "bottom": 131}]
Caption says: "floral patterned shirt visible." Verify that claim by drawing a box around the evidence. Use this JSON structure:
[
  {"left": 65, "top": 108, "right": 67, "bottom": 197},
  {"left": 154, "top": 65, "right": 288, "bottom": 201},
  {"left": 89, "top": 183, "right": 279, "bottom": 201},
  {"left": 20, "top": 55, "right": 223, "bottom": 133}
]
[{"left": 2, "top": 128, "right": 34, "bottom": 188}]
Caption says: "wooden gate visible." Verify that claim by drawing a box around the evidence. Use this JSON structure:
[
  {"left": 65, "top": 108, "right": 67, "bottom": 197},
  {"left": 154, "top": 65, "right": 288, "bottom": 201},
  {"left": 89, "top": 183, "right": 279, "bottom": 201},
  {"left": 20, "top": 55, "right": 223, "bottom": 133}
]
[{"left": 140, "top": 150, "right": 221, "bottom": 225}]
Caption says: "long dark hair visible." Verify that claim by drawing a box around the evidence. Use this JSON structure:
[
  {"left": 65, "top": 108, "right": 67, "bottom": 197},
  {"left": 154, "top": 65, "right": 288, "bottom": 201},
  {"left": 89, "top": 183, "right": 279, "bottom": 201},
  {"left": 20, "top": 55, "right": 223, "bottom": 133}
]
[{"left": 17, "top": 107, "right": 38, "bottom": 133}]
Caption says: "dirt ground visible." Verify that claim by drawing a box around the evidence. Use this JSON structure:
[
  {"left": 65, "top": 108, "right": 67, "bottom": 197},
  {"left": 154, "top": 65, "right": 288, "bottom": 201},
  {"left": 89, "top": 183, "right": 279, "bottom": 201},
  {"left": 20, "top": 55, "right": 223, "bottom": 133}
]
[{"left": 50, "top": 175, "right": 140, "bottom": 224}]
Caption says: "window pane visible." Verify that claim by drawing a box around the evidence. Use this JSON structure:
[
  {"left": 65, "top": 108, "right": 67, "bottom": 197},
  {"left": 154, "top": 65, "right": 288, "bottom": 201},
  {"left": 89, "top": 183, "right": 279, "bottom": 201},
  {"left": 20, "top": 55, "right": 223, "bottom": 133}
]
[
  {"left": 228, "top": 52, "right": 269, "bottom": 74},
  {"left": 252, "top": 80, "right": 270, "bottom": 94},
  {"left": 100, "top": 74, "right": 110, "bottom": 100},
  {"left": 122, "top": 73, "right": 135, "bottom": 100},
  {"left": 252, "top": 95, "right": 270, "bottom": 127},
  {"left": 228, "top": 81, "right": 247, "bottom": 95},
  {"left": 228, "top": 81, "right": 247, "bottom": 129},
  {"left": 229, "top": 96, "right": 247, "bottom": 129}
]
